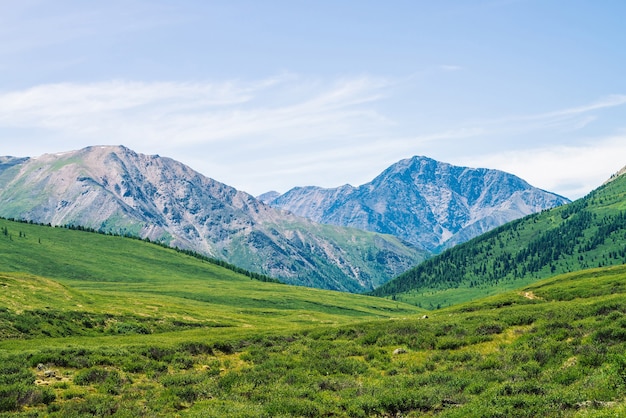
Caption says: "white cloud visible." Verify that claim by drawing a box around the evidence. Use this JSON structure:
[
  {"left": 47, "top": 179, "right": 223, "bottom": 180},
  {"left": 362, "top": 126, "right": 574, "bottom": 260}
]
[
  {"left": 440, "top": 65, "right": 462, "bottom": 71},
  {"left": 1, "top": 75, "right": 625, "bottom": 198},
  {"left": 0, "top": 75, "right": 396, "bottom": 193},
  {"left": 474, "top": 94, "right": 626, "bottom": 136},
  {"left": 0, "top": 75, "right": 389, "bottom": 143},
  {"left": 461, "top": 136, "right": 626, "bottom": 200},
  {"left": 539, "top": 95, "right": 626, "bottom": 119}
]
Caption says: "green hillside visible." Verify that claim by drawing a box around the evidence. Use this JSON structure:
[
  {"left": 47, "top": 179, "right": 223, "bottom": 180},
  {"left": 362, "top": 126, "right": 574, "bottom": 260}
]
[
  {"left": 0, "top": 218, "right": 422, "bottom": 337},
  {"left": 1, "top": 227, "right": 626, "bottom": 416},
  {"left": 372, "top": 173, "right": 626, "bottom": 308}
]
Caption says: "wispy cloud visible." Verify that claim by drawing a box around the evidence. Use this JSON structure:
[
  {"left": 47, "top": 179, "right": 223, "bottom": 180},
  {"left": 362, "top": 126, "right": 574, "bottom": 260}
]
[
  {"left": 462, "top": 136, "right": 626, "bottom": 199},
  {"left": 0, "top": 75, "right": 395, "bottom": 192},
  {"left": 514, "top": 94, "right": 626, "bottom": 121},
  {"left": 0, "top": 76, "right": 389, "bottom": 140},
  {"left": 472, "top": 94, "right": 626, "bottom": 136},
  {"left": 1, "top": 74, "right": 625, "bottom": 198},
  {"left": 440, "top": 64, "right": 462, "bottom": 72}
]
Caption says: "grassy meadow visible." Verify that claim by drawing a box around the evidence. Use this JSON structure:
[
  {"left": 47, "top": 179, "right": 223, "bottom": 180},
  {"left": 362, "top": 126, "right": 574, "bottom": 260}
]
[
  {"left": 1, "top": 218, "right": 626, "bottom": 416},
  {"left": 0, "top": 218, "right": 421, "bottom": 332}
]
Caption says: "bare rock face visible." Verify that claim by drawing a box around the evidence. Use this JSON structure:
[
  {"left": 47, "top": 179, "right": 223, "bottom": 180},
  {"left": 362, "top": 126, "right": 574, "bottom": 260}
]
[
  {"left": 0, "top": 146, "right": 426, "bottom": 292},
  {"left": 604, "top": 165, "right": 626, "bottom": 185},
  {"left": 264, "top": 156, "right": 570, "bottom": 252}
]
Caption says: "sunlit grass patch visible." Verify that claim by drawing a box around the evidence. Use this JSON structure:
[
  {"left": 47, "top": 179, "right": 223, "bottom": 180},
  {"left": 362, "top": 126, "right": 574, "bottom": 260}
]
[{"left": 463, "top": 325, "right": 533, "bottom": 356}]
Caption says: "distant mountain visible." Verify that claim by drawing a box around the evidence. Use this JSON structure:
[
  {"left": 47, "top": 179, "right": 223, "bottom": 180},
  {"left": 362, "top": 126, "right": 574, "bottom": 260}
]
[
  {"left": 0, "top": 146, "right": 426, "bottom": 292},
  {"left": 372, "top": 165, "right": 626, "bottom": 308},
  {"left": 263, "top": 156, "right": 570, "bottom": 252},
  {"left": 257, "top": 191, "right": 281, "bottom": 204}
]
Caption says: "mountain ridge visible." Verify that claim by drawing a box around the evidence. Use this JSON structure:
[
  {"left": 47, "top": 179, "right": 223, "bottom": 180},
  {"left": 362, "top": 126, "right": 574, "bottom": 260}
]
[
  {"left": 604, "top": 164, "right": 626, "bottom": 185},
  {"left": 0, "top": 145, "right": 425, "bottom": 292},
  {"left": 264, "top": 155, "right": 570, "bottom": 252},
  {"left": 372, "top": 167, "right": 626, "bottom": 307}
]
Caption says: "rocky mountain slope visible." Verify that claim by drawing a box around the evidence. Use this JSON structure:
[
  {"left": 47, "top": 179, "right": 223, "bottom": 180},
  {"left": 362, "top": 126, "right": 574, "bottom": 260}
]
[
  {"left": 0, "top": 146, "right": 426, "bottom": 292},
  {"left": 372, "top": 165, "right": 626, "bottom": 307},
  {"left": 263, "top": 156, "right": 570, "bottom": 252}
]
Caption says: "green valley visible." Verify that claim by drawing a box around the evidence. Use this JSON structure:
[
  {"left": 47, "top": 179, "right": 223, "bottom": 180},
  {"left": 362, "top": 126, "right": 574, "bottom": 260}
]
[
  {"left": 0, "top": 218, "right": 420, "bottom": 336},
  {"left": 1, "top": 217, "right": 626, "bottom": 416}
]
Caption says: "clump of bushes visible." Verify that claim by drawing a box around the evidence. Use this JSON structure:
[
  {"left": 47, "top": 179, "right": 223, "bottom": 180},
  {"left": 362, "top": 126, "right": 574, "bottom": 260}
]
[{"left": 0, "top": 358, "right": 56, "bottom": 412}]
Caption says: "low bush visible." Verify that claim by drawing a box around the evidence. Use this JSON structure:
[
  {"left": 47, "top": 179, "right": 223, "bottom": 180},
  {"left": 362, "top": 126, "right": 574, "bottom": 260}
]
[{"left": 74, "top": 367, "right": 110, "bottom": 386}]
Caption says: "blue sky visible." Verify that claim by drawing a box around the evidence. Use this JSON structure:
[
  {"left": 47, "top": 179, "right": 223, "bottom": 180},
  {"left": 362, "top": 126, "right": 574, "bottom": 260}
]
[{"left": 1, "top": 0, "right": 625, "bottom": 199}]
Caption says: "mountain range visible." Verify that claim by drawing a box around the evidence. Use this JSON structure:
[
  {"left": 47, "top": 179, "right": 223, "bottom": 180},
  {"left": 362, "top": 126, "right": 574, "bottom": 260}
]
[
  {"left": 0, "top": 146, "right": 424, "bottom": 292},
  {"left": 2, "top": 152, "right": 626, "bottom": 417},
  {"left": 261, "top": 156, "right": 570, "bottom": 252},
  {"left": 0, "top": 146, "right": 569, "bottom": 292},
  {"left": 373, "top": 165, "right": 626, "bottom": 307}
]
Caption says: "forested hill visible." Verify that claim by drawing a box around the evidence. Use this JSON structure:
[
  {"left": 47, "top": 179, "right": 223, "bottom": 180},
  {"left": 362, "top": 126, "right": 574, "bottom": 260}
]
[{"left": 372, "top": 169, "right": 626, "bottom": 308}]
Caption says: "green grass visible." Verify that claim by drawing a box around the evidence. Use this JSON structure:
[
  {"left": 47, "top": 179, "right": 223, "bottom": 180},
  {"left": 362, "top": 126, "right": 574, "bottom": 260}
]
[
  {"left": 2, "top": 264, "right": 626, "bottom": 416},
  {"left": 0, "top": 219, "right": 421, "bottom": 336},
  {"left": 2, "top": 218, "right": 626, "bottom": 416}
]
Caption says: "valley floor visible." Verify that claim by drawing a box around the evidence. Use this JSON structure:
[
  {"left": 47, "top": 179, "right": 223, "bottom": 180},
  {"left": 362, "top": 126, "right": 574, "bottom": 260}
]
[
  {"left": 1, "top": 219, "right": 626, "bottom": 417},
  {"left": 2, "top": 265, "right": 626, "bottom": 417}
]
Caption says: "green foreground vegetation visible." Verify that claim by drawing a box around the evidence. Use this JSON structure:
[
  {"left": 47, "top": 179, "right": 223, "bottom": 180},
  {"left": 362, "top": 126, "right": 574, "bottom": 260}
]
[{"left": 1, "top": 219, "right": 626, "bottom": 416}]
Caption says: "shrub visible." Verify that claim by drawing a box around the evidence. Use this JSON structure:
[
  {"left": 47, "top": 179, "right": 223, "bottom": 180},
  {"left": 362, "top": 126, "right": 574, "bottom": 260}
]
[
  {"left": 577, "top": 344, "right": 606, "bottom": 368},
  {"left": 0, "top": 386, "right": 19, "bottom": 412},
  {"left": 593, "top": 326, "right": 626, "bottom": 345},
  {"left": 553, "top": 366, "right": 583, "bottom": 386},
  {"left": 28, "top": 347, "right": 92, "bottom": 368},
  {"left": 0, "top": 362, "right": 33, "bottom": 386},
  {"left": 122, "top": 355, "right": 147, "bottom": 373},
  {"left": 56, "top": 394, "right": 118, "bottom": 417},
  {"left": 477, "top": 357, "right": 501, "bottom": 371},
  {"left": 476, "top": 323, "right": 504, "bottom": 335},
  {"left": 101, "top": 370, "right": 124, "bottom": 395},
  {"left": 308, "top": 355, "right": 368, "bottom": 376},
  {"left": 74, "top": 367, "right": 110, "bottom": 385},
  {"left": 212, "top": 341, "right": 235, "bottom": 354},
  {"left": 110, "top": 321, "right": 151, "bottom": 334},
  {"left": 172, "top": 353, "right": 195, "bottom": 370},
  {"left": 435, "top": 337, "right": 465, "bottom": 350},
  {"left": 205, "top": 359, "right": 222, "bottom": 377},
  {"left": 0, "top": 384, "right": 56, "bottom": 412},
  {"left": 179, "top": 341, "right": 214, "bottom": 355},
  {"left": 503, "top": 313, "right": 536, "bottom": 326},
  {"left": 62, "top": 388, "right": 87, "bottom": 400},
  {"left": 375, "top": 385, "right": 436, "bottom": 415},
  {"left": 142, "top": 346, "right": 175, "bottom": 361}
]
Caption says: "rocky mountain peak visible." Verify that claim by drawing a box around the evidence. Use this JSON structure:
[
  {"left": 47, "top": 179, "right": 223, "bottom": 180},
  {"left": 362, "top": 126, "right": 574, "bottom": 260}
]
[
  {"left": 266, "top": 156, "right": 571, "bottom": 252},
  {"left": 0, "top": 146, "right": 425, "bottom": 292},
  {"left": 257, "top": 191, "right": 282, "bottom": 204}
]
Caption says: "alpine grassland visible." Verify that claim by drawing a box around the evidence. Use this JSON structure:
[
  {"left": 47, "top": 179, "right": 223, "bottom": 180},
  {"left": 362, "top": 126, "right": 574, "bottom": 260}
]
[
  {"left": 373, "top": 172, "right": 626, "bottom": 309},
  {"left": 1, "top": 218, "right": 626, "bottom": 416}
]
